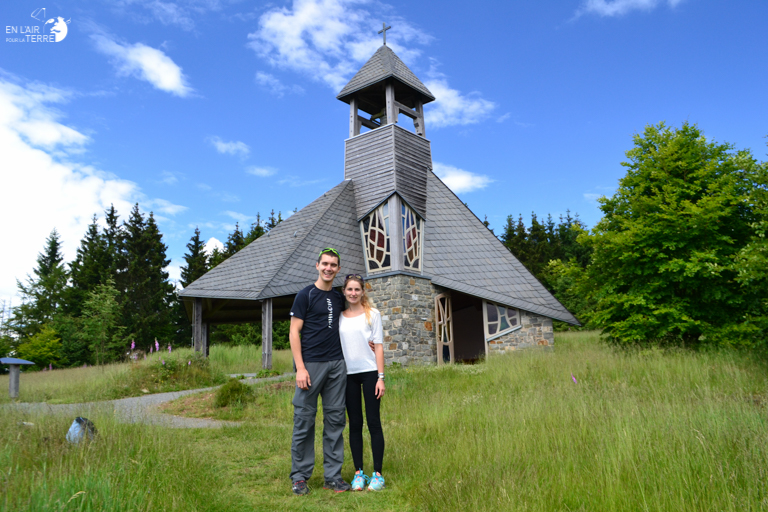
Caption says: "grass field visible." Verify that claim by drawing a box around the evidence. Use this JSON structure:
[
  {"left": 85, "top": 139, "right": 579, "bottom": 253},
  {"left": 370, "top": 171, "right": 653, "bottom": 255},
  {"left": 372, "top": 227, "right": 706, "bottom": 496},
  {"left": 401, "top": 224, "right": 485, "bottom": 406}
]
[
  {"left": 2, "top": 332, "right": 768, "bottom": 511},
  {"left": 0, "top": 345, "right": 294, "bottom": 405}
]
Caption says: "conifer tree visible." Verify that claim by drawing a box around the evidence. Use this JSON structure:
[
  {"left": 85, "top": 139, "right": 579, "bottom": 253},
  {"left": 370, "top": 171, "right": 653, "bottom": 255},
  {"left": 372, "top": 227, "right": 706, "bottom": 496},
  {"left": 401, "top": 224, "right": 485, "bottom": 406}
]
[
  {"left": 225, "top": 223, "right": 245, "bottom": 256},
  {"left": 10, "top": 230, "right": 68, "bottom": 339},
  {"left": 65, "top": 215, "right": 109, "bottom": 316},
  {"left": 121, "top": 205, "right": 174, "bottom": 349},
  {"left": 173, "top": 227, "right": 209, "bottom": 345}
]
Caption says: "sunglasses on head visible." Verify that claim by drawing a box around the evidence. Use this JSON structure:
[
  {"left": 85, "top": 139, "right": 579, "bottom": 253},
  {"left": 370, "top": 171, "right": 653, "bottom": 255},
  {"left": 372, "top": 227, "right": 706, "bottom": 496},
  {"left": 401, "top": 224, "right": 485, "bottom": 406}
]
[
  {"left": 319, "top": 247, "right": 340, "bottom": 259},
  {"left": 345, "top": 274, "right": 363, "bottom": 281}
]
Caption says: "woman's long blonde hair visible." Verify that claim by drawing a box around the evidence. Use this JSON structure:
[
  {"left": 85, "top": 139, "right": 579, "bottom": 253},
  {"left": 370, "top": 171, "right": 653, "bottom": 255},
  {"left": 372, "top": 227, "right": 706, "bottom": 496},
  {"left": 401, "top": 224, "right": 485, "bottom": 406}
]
[{"left": 344, "top": 275, "right": 374, "bottom": 325}]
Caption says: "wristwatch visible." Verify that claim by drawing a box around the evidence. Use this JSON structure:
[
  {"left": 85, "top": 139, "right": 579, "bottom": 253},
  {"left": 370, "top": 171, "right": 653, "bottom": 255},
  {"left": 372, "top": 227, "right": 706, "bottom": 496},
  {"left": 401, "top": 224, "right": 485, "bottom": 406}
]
[{"left": 377, "top": 373, "right": 385, "bottom": 380}]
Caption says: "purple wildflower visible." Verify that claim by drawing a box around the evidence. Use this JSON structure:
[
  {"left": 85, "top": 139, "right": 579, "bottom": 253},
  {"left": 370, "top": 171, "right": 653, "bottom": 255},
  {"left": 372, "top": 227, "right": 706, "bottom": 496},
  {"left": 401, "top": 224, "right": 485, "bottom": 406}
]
[
  {"left": 155, "top": 339, "right": 160, "bottom": 352},
  {"left": 131, "top": 340, "right": 135, "bottom": 351},
  {"left": 162, "top": 359, "right": 165, "bottom": 365},
  {"left": 167, "top": 344, "right": 171, "bottom": 353},
  {"left": 149, "top": 345, "right": 153, "bottom": 354},
  {"left": 188, "top": 361, "right": 191, "bottom": 366},
  {"left": 144, "top": 354, "right": 147, "bottom": 360},
  {"left": 49, "top": 363, "right": 52, "bottom": 371},
  {"left": 571, "top": 373, "right": 578, "bottom": 384}
]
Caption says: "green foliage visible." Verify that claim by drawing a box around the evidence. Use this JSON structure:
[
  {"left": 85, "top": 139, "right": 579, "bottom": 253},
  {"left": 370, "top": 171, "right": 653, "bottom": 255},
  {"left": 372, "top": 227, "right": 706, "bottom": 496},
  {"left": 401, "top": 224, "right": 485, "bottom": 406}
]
[
  {"left": 211, "top": 320, "right": 290, "bottom": 349},
  {"left": 15, "top": 325, "right": 62, "bottom": 369},
  {"left": 79, "top": 279, "right": 127, "bottom": 365},
  {"left": 501, "top": 210, "right": 592, "bottom": 288},
  {"left": 119, "top": 352, "right": 225, "bottom": 397},
  {"left": 9, "top": 230, "right": 68, "bottom": 339},
  {"left": 120, "top": 206, "right": 175, "bottom": 348},
  {"left": 584, "top": 122, "right": 765, "bottom": 346},
  {"left": 544, "top": 258, "right": 593, "bottom": 330},
  {"left": 214, "top": 378, "right": 255, "bottom": 408}
]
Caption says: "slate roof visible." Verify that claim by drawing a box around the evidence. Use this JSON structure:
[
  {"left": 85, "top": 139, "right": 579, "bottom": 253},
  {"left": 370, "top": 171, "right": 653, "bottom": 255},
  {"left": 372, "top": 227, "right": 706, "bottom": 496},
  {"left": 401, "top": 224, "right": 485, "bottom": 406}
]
[
  {"left": 179, "top": 180, "right": 366, "bottom": 301},
  {"left": 423, "top": 172, "right": 579, "bottom": 324},
  {"left": 180, "top": 172, "right": 578, "bottom": 325},
  {"left": 337, "top": 45, "right": 435, "bottom": 103}
]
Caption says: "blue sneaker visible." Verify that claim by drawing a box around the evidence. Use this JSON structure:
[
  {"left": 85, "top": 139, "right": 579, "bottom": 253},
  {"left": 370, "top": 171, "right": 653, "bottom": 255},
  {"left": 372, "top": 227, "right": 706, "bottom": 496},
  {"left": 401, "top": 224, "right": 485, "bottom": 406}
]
[
  {"left": 368, "top": 472, "right": 385, "bottom": 491},
  {"left": 350, "top": 469, "right": 368, "bottom": 491}
]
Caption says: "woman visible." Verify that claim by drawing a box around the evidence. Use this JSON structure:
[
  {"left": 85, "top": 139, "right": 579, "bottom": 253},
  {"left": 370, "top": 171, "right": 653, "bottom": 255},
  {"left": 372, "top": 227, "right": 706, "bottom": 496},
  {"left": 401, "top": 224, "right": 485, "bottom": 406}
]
[{"left": 339, "top": 274, "right": 386, "bottom": 491}]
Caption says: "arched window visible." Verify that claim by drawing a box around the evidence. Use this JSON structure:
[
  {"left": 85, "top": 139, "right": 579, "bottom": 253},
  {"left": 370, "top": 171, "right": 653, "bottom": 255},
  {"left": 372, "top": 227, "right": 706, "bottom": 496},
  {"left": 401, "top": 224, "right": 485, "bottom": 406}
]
[
  {"left": 362, "top": 202, "right": 391, "bottom": 271},
  {"left": 401, "top": 202, "right": 422, "bottom": 271},
  {"left": 483, "top": 301, "right": 521, "bottom": 340}
]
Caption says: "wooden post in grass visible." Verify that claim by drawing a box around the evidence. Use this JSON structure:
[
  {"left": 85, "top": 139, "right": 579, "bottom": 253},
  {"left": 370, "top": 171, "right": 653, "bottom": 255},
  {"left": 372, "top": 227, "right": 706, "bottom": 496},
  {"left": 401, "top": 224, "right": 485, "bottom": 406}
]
[
  {"left": 193, "top": 297, "right": 203, "bottom": 353},
  {"left": 262, "top": 298, "right": 273, "bottom": 370}
]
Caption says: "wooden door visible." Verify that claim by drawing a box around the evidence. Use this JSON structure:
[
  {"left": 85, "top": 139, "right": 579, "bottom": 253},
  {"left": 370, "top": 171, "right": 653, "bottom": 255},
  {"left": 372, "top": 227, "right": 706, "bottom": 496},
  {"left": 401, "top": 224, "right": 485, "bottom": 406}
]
[{"left": 435, "top": 293, "right": 454, "bottom": 365}]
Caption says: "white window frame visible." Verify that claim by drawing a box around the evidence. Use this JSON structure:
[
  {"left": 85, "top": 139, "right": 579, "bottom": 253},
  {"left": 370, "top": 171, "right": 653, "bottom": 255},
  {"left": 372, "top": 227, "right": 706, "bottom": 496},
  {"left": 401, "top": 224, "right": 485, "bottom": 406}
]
[
  {"left": 482, "top": 300, "right": 522, "bottom": 341},
  {"left": 401, "top": 201, "right": 423, "bottom": 272},
  {"left": 360, "top": 201, "right": 392, "bottom": 273}
]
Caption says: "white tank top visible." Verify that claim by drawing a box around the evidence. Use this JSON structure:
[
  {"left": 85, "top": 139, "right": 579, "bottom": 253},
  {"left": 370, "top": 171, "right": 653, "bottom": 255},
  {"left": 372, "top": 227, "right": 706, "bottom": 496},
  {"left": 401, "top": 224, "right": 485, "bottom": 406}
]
[{"left": 339, "top": 308, "right": 383, "bottom": 375}]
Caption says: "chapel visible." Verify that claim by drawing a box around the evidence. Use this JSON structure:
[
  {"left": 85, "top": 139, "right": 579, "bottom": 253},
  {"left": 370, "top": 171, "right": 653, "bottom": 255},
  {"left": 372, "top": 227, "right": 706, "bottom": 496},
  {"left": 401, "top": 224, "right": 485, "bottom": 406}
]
[{"left": 180, "top": 39, "right": 578, "bottom": 368}]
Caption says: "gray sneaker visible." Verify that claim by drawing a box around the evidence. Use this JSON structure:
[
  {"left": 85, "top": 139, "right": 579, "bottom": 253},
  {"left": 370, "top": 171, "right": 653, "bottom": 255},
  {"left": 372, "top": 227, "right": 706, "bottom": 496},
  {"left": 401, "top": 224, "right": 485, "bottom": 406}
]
[
  {"left": 292, "top": 480, "right": 310, "bottom": 496},
  {"left": 323, "top": 477, "right": 351, "bottom": 493}
]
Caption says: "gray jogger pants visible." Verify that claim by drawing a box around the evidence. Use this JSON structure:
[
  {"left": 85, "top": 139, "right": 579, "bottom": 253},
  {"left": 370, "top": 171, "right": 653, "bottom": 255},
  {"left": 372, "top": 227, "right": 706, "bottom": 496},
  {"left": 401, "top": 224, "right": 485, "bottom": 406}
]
[{"left": 290, "top": 359, "right": 347, "bottom": 482}]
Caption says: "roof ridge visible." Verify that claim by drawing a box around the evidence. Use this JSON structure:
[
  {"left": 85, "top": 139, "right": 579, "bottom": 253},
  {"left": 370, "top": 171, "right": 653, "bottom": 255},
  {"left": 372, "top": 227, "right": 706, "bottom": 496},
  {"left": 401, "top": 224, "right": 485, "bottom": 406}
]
[{"left": 258, "top": 180, "right": 353, "bottom": 298}]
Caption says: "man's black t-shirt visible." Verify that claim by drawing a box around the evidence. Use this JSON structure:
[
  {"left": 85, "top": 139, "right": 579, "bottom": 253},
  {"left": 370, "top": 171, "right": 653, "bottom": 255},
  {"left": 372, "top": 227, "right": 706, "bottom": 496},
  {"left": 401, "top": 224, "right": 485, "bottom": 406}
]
[{"left": 290, "top": 284, "right": 345, "bottom": 362}]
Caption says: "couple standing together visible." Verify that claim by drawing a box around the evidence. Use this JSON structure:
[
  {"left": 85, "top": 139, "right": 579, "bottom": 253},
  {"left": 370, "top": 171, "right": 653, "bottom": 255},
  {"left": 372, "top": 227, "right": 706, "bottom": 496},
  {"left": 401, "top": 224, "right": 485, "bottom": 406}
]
[{"left": 289, "top": 248, "right": 386, "bottom": 495}]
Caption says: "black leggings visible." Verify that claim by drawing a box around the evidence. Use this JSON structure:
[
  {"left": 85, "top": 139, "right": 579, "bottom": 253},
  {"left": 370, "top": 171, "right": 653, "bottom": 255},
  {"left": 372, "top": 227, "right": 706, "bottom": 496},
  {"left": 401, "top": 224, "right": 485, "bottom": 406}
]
[{"left": 346, "top": 370, "right": 384, "bottom": 474}]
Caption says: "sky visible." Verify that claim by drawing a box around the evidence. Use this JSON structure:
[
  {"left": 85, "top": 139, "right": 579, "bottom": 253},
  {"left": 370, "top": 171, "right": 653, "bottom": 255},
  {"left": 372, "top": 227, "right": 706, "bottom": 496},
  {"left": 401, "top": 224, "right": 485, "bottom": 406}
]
[{"left": 0, "top": 0, "right": 766, "bottom": 303}]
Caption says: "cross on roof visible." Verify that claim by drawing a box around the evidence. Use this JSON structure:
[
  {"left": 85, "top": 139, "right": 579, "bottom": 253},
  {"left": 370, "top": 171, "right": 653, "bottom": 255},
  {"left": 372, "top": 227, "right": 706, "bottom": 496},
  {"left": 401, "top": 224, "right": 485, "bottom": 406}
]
[{"left": 378, "top": 22, "right": 391, "bottom": 46}]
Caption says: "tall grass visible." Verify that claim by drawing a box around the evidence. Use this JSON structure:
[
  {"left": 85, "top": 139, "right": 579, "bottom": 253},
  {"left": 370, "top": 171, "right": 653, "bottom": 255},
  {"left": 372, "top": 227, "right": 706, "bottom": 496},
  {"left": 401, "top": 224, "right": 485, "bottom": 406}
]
[
  {"left": 0, "top": 410, "right": 249, "bottom": 511},
  {"left": 2, "top": 332, "right": 767, "bottom": 511},
  {"left": 0, "top": 346, "right": 292, "bottom": 404}
]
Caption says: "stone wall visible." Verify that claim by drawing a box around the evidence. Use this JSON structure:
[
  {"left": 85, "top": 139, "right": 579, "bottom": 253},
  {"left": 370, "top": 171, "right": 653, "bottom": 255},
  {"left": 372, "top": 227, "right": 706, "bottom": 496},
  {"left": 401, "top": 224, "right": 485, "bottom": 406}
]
[
  {"left": 364, "top": 274, "right": 555, "bottom": 365},
  {"left": 486, "top": 311, "right": 554, "bottom": 353},
  {"left": 365, "top": 274, "right": 437, "bottom": 366}
]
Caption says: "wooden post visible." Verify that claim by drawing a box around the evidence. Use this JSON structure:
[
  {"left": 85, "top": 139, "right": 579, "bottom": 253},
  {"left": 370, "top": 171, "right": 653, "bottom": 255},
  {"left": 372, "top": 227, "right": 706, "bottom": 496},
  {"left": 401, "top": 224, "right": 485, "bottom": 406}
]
[
  {"left": 349, "top": 97, "right": 360, "bottom": 137},
  {"left": 262, "top": 299, "right": 273, "bottom": 370},
  {"left": 8, "top": 364, "right": 20, "bottom": 399},
  {"left": 389, "top": 195, "right": 403, "bottom": 271},
  {"left": 414, "top": 99, "right": 425, "bottom": 137},
  {"left": 385, "top": 83, "right": 396, "bottom": 125},
  {"left": 202, "top": 322, "right": 209, "bottom": 357},
  {"left": 193, "top": 297, "right": 203, "bottom": 352}
]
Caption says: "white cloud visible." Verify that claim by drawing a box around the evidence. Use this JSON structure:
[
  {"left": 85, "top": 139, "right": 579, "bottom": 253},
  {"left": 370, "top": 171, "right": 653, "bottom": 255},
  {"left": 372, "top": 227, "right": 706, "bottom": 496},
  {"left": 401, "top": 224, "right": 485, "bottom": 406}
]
[
  {"left": 91, "top": 33, "right": 193, "bottom": 97},
  {"left": 583, "top": 193, "right": 602, "bottom": 204},
  {"left": 424, "top": 77, "right": 497, "bottom": 128},
  {"left": 576, "top": 0, "right": 684, "bottom": 17},
  {"left": 113, "top": 0, "right": 225, "bottom": 31},
  {"left": 204, "top": 236, "right": 224, "bottom": 257},
  {"left": 223, "top": 211, "right": 253, "bottom": 223},
  {"left": 248, "top": 0, "right": 429, "bottom": 91},
  {"left": 255, "top": 72, "right": 305, "bottom": 97},
  {"left": 149, "top": 198, "right": 187, "bottom": 215},
  {"left": 208, "top": 136, "right": 250, "bottom": 158},
  {"left": 246, "top": 166, "right": 276, "bottom": 177},
  {"left": 158, "top": 170, "right": 179, "bottom": 185},
  {"left": 432, "top": 162, "right": 492, "bottom": 194},
  {"left": 0, "top": 77, "right": 181, "bottom": 301},
  {"left": 277, "top": 175, "right": 325, "bottom": 187}
]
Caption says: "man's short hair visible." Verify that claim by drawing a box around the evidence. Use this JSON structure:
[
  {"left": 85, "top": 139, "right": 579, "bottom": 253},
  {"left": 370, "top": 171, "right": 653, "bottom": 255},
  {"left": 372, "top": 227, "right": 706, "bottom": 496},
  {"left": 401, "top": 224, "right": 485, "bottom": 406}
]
[{"left": 317, "top": 247, "right": 340, "bottom": 264}]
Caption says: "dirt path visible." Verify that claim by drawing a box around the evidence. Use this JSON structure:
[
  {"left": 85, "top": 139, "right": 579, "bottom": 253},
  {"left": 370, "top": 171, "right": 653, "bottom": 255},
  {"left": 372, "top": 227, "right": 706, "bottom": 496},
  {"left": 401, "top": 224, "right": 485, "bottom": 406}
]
[{"left": 4, "top": 373, "right": 294, "bottom": 429}]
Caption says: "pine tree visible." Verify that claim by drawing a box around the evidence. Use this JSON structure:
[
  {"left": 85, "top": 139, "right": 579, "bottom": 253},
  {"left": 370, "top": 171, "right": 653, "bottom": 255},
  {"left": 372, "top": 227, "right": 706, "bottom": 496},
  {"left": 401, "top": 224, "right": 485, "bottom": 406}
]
[
  {"left": 244, "top": 213, "right": 266, "bottom": 244},
  {"left": 225, "top": 223, "right": 245, "bottom": 256},
  {"left": 65, "top": 215, "right": 109, "bottom": 316},
  {"left": 10, "top": 230, "right": 69, "bottom": 339},
  {"left": 121, "top": 205, "right": 174, "bottom": 350},
  {"left": 174, "top": 227, "right": 209, "bottom": 345}
]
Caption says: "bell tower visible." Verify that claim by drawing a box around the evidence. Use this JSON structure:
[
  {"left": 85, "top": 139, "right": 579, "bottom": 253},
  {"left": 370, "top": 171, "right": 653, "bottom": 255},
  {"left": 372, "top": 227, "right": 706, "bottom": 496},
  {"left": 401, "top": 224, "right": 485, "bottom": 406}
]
[{"left": 337, "top": 32, "right": 436, "bottom": 275}]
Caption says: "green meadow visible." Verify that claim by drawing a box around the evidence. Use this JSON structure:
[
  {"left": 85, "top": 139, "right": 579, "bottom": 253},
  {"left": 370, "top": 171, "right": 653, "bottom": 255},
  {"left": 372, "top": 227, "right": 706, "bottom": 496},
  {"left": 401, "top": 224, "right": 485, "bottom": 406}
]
[{"left": 2, "top": 332, "right": 767, "bottom": 511}]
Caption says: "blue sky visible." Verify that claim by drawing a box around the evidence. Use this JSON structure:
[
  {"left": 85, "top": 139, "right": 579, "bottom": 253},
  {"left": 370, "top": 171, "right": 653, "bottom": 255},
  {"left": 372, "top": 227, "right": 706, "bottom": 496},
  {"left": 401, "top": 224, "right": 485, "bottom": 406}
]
[{"left": 1, "top": 0, "right": 766, "bottom": 301}]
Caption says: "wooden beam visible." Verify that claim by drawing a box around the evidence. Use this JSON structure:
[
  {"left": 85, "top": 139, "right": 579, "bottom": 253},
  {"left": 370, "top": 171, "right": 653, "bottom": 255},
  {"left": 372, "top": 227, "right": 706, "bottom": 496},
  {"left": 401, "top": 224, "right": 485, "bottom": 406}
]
[
  {"left": 385, "top": 83, "right": 396, "bottom": 125},
  {"left": 193, "top": 297, "right": 203, "bottom": 352},
  {"left": 394, "top": 100, "right": 418, "bottom": 120},
  {"left": 202, "top": 298, "right": 231, "bottom": 322},
  {"left": 358, "top": 116, "right": 380, "bottom": 130},
  {"left": 414, "top": 99, "right": 425, "bottom": 137},
  {"left": 349, "top": 97, "right": 360, "bottom": 137},
  {"left": 262, "top": 298, "right": 273, "bottom": 370}
]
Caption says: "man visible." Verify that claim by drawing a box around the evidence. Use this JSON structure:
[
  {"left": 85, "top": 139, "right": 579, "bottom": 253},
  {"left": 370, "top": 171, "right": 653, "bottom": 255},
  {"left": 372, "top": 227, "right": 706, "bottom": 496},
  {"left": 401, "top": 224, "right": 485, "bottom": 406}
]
[{"left": 289, "top": 247, "right": 351, "bottom": 495}]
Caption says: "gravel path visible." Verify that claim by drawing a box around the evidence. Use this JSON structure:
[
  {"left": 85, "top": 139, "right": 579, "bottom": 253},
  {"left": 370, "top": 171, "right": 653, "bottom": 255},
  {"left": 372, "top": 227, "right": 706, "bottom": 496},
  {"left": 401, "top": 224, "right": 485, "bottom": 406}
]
[{"left": 4, "top": 373, "right": 294, "bottom": 429}]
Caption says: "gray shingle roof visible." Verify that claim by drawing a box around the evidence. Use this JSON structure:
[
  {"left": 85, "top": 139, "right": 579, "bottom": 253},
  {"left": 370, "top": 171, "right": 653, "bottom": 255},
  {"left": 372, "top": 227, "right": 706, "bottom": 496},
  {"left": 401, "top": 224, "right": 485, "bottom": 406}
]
[
  {"left": 423, "top": 172, "right": 579, "bottom": 324},
  {"left": 337, "top": 45, "right": 435, "bottom": 103},
  {"left": 179, "top": 180, "right": 366, "bottom": 300}
]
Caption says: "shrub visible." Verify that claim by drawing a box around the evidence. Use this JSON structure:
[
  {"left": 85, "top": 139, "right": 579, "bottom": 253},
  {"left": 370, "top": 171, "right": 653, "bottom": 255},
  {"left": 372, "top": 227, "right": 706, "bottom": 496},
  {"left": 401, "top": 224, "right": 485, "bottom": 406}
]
[
  {"left": 214, "top": 378, "right": 254, "bottom": 408},
  {"left": 16, "top": 325, "right": 61, "bottom": 369}
]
